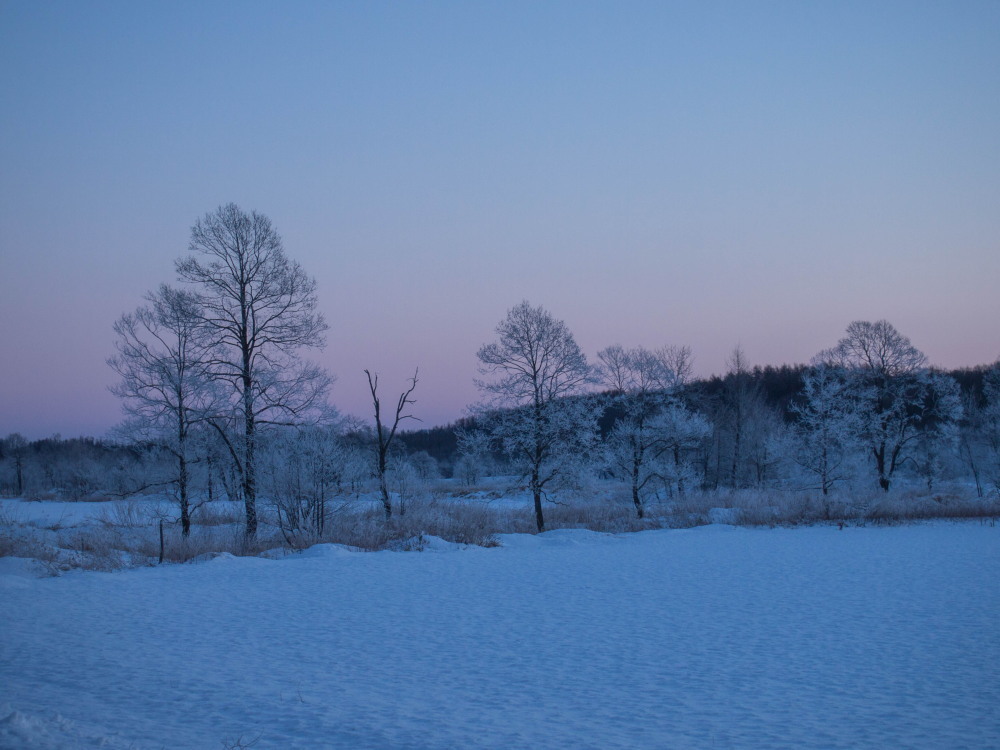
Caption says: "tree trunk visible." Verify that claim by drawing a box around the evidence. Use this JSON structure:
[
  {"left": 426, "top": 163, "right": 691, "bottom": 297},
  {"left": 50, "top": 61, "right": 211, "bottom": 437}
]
[
  {"left": 377, "top": 437, "right": 392, "bottom": 519},
  {"left": 177, "top": 396, "right": 190, "bottom": 537},
  {"left": 631, "top": 460, "right": 644, "bottom": 519},
  {"left": 243, "top": 381, "right": 258, "bottom": 538},
  {"left": 874, "top": 443, "right": 891, "bottom": 493},
  {"left": 532, "top": 405, "right": 545, "bottom": 532},
  {"left": 961, "top": 438, "right": 983, "bottom": 498},
  {"left": 532, "top": 479, "right": 544, "bottom": 533},
  {"left": 379, "top": 474, "right": 392, "bottom": 520},
  {"left": 179, "top": 452, "right": 190, "bottom": 537},
  {"left": 730, "top": 412, "right": 742, "bottom": 488},
  {"left": 673, "top": 444, "right": 685, "bottom": 496},
  {"left": 631, "top": 484, "right": 644, "bottom": 519},
  {"left": 14, "top": 455, "right": 23, "bottom": 498}
]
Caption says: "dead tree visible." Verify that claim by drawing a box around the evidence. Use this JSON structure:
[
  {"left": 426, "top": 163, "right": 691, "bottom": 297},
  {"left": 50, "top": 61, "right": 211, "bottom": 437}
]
[{"left": 365, "top": 369, "right": 419, "bottom": 519}]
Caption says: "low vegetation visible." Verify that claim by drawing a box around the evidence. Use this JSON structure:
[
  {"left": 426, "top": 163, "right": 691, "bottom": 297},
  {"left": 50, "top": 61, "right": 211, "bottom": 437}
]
[{"left": 2, "top": 481, "right": 996, "bottom": 574}]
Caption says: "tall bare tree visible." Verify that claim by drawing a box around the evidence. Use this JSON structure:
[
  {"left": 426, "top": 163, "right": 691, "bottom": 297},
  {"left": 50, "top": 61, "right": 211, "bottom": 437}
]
[
  {"left": 365, "top": 369, "right": 419, "bottom": 519},
  {"left": 108, "top": 285, "right": 213, "bottom": 535},
  {"left": 177, "top": 204, "right": 331, "bottom": 537},
  {"left": 476, "top": 301, "right": 596, "bottom": 532}
]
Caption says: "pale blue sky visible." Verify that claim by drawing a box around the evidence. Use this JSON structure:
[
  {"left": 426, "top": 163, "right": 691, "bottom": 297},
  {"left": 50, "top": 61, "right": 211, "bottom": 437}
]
[{"left": 2, "top": 0, "right": 998, "bottom": 438}]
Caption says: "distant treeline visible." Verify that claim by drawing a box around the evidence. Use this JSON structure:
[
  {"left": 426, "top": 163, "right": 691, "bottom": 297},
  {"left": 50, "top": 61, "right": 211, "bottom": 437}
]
[
  {"left": 2, "top": 363, "right": 994, "bottom": 502},
  {"left": 3, "top": 363, "right": 995, "bottom": 504},
  {"left": 393, "top": 363, "right": 993, "bottom": 467}
]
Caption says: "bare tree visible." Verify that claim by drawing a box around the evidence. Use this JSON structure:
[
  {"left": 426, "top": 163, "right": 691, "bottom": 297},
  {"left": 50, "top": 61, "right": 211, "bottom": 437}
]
[
  {"left": 597, "top": 345, "right": 691, "bottom": 517},
  {"left": 597, "top": 344, "right": 632, "bottom": 394},
  {"left": 108, "top": 285, "right": 214, "bottom": 535},
  {"left": 651, "top": 401, "right": 711, "bottom": 497},
  {"left": 176, "top": 204, "right": 331, "bottom": 537},
  {"left": 817, "top": 320, "right": 927, "bottom": 377},
  {"left": 657, "top": 345, "right": 694, "bottom": 387},
  {"left": 454, "top": 426, "right": 495, "bottom": 487},
  {"left": 815, "top": 320, "right": 929, "bottom": 492},
  {"left": 261, "top": 425, "right": 347, "bottom": 542},
  {"left": 366, "top": 369, "right": 419, "bottom": 519},
  {"left": 476, "top": 301, "right": 596, "bottom": 532}
]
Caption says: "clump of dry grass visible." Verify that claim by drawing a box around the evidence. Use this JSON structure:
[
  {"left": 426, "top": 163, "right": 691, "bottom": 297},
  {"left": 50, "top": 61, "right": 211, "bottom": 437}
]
[
  {"left": 322, "top": 501, "right": 523, "bottom": 551},
  {"left": 543, "top": 498, "right": 664, "bottom": 534},
  {"left": 98, "top": 501, "right": 152, "bottom": 529},
  {"left": 193, "top": 502, "right": 245, "bottom": 527}
]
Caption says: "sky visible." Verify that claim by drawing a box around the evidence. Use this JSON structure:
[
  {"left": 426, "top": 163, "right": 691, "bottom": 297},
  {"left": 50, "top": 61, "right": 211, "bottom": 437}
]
[{"left": 1, "top": 0, "right": 998, "bottom": 440}]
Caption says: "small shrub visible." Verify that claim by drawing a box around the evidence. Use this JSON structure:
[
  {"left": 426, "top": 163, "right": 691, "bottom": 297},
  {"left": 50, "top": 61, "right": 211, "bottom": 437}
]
[
  {"left": 545, "top": 499, "right": 660, "bottom": 534},
  {"left": 193, "top": 502, "right": 244, "bottom": 527},
  {"left": 63, "top": 528, "right": 131, "bottom": 571},
  {"left": 99, "top": 501, "right": 150, "bottom": 529}
]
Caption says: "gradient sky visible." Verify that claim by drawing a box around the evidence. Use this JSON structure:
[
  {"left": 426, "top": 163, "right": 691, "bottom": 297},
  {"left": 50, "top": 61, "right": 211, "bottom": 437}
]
[{"left": 2, "top": 0, "right": 999, "bottom": 439}]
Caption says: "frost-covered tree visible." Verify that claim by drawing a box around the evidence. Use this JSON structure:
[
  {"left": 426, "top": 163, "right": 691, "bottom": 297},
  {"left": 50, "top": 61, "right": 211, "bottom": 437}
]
[
  {"left": 597, "top": 344, "right": 698, "bottom": 517},
  {"left": 177, "top": 204, "right": 332, "bottom": 537},
  {"left": 815, "top": 320, "right": 929, "bottom": 492},
  {"left": 108, "top": 285, "right": 215, "bottom": 535},
  {"left": 386, "top": 455, "right": 427, "bottom": 517},
  {"left": 790, "top": 366, "right": 861, "bottom": 495},
  {"left": 454, "top": 427, "right": 495, "bottom": 487},
  {"left": 261, "top": 425, "right": 345, "bottom": 542},
  {"left": 744, "top": 402, "right": 790, "bottom": 488},
  {"left": 407, "top": 451, "right": 441, "bottom": 483},
  {"left": 709, "top": 346, "right": 774, "bottom": 489},
  {"left": 980, "top": 365, "right": 1000, "bottom": 494},
  {"left": 911, "top": 372, "right": 963, "bottom": 490},
  {"left": 475, "top": 301, "right": 597, "bottom": 532},
  {"left": 651, "top": 402, "right": 711, "bottom": 496},
  {"left": 957, "top": 387, "right": 988, "bottom": 498}
]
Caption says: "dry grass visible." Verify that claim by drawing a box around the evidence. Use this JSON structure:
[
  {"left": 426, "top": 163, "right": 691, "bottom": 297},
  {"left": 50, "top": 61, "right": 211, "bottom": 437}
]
[
  {"left": 864, "top": 490, "right": 1000, "bottom": 525},
  {"left": 543, "top": 499, "right": 666, "bottom": 534},
  {"left": 98, "top": 501, "right": 153, "bottom": 529},
  {"left": 316, "top": 501, "right": 521, "bottom": 551},
  {"left": 192, "top": 502, "right": 245, "bottom": 527},
  {"left": 2, "top": 483, "right": 997, "bottom": 573}
]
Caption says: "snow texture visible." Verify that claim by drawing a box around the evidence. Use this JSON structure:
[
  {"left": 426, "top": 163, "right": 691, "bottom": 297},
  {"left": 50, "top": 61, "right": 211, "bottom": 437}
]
[{"left": 1, "top": 523, "right": 998, "bottom": 749}]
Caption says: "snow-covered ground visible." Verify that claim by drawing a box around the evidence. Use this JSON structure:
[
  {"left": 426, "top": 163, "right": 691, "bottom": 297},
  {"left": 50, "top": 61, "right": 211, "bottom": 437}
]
[{"left": 1, "top": 522, "right": 998, "bottom": 749}]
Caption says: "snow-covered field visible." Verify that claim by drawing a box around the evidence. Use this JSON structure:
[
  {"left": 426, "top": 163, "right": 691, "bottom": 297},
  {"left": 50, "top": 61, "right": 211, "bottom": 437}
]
[{"left": 2, "top": 522, "right": 998, "bottom": 749}]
